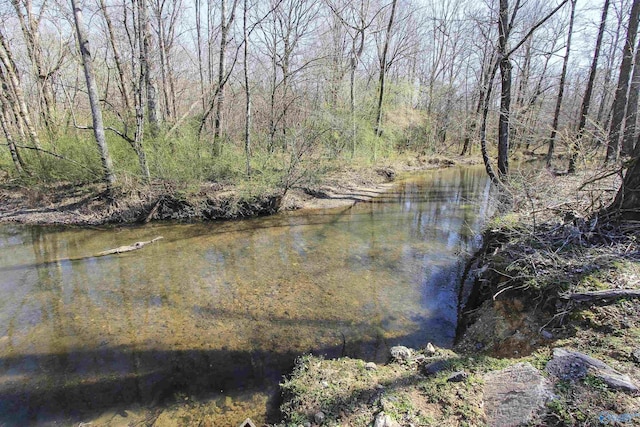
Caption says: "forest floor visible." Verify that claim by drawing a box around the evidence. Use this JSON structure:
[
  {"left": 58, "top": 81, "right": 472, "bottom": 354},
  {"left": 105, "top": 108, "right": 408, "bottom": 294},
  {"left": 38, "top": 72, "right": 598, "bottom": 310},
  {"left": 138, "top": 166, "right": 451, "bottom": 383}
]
[
  {"left": 275, "top": 163, "right": 640, "bottom": 426},
  {"left": 0, "top": 153, "right": 471, "bottom": 226}
]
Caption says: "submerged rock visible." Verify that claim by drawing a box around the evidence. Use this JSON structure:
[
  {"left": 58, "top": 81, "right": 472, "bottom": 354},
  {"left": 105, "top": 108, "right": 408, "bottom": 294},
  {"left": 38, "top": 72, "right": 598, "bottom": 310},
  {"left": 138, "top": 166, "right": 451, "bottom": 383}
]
[
  {"left": 546, "top": 347, "right": 639, "bottom": 393},
  {"left": 483, "top": 362, "right": 553, "bottom": 427},
  {"left": 389, "top": 346, "right": 412, "bottom": 362}
]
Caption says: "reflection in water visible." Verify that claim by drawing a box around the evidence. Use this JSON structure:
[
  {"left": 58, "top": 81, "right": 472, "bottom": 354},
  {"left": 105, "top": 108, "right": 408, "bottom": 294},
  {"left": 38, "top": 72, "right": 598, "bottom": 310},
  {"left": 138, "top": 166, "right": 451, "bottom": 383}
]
[{"left": 0, "top": 166, "right": 493, "bottom": 425}]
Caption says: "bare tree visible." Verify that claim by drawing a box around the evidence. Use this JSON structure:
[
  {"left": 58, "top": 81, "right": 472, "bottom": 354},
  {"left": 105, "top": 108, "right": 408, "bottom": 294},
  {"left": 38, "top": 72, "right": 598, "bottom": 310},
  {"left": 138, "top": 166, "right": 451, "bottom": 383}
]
[
  {"left": 71, "top": 0, "right": 116, "bottom": 189},
  {"left": 374, "top": 0, "right": 398, "bottom": 138},
  {"left": 10, "top": 0, "right": 61, "bottom": 135},
  {"left": 606, "top": 0, "right": 640, "bottom": 162},
  {"left": 622, "top": 36, "right": 640, "bottom": 155},
  {"left": 0, "top": 29, "right": 42, "bottom": 150},
  {"left": 545, "top": 0, "right": 576, "bottom": 166},
  {"left": 212, "top": 0, "right": 239, "bottom": 155},
  {"left": 568, "top": 0, "right": 610, "bottom": 173}
]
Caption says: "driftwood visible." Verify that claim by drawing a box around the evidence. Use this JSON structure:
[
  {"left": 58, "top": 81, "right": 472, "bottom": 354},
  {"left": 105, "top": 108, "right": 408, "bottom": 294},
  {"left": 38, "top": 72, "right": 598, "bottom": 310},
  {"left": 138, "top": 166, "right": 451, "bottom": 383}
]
[
  {"left": 562, "top": 289, "right": 640, "bottom": 302},
  {"left": 95, "top": 236, "right": 163, "bottom": 257}
]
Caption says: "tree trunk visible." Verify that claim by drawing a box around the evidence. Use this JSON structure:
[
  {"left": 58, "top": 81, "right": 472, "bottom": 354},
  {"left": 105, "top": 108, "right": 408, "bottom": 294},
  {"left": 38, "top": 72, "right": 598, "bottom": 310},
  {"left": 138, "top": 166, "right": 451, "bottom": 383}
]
[
  {"left": 243, "top": 0, "right": 251, "bottom": 176},
  {"left": 133, "top": 0, "right": 151, "bottom": 181},
  {"left": 350, "top": 22, "right": 365, "bottom": 158},
  {"left": 140, "top": 0, "right": 159, "bottom": 136},
  {"left": 374, "top": 0, "right": 398, "bottom": 138},
  {"left": 213, "top": 0, "right": 238, "bottom": 156},
  {"left": 606, "top": 0, "right": 640, "bottom": 163},
  {"left": 569, "top": 0, "right": 609, "bottom": 173},
  {"left": 0, "top": 91, "right": 26, "bottom": 175},
  {"left": 100, "top": 0, "right": 133, "bottom": 113},
  {"left": 610, "top": 155, "right": 640, "bottom": 220},
  {"left": 546, "top": 0, "right": 576, "bottom": 167},
  {"left": 622, "top": 36, "right": 640, "bottom": 155},
  {"left": 11, "top": 0, "right": 56, "bottom": 135},
  {"left": 71, "top": 0, "right": 116, "bottom": 189},
  {"left": 0, "top": 30, "right": 41, "bottom": 150},
  {"left": 497, "top": 0, "right": 511, "bottom": 177}
]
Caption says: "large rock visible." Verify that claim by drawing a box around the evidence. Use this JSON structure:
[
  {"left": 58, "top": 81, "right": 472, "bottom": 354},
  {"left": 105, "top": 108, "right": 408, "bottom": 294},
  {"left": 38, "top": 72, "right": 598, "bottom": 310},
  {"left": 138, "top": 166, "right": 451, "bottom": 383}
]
[
  {"left": 483, "top": 363, "right": 553, "bottom": 427},
  {"left": 389, "top": 346, "right": 412, "bottom": 362},
  {"left": 545, "top": 347, "right": 639, "bottom": 393}
]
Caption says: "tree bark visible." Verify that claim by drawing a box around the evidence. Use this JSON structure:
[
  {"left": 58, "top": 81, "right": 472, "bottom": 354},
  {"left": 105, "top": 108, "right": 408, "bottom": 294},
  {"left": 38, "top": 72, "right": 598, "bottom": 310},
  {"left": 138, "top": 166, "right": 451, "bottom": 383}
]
[
  {"left": 497, "top": 0, "right": 511, "bottom": 177},
  {"left": 71, "top": 0, "right": 116, "bottom": 189},
  {"left": 546, "top": 0, "right": 576, "bottom": 167},
  {"left": 606, "top": 0, "right": 640, "bottom": 163},
  {"left": 569, "top": 0, "right": 609, "bottom": 173}
]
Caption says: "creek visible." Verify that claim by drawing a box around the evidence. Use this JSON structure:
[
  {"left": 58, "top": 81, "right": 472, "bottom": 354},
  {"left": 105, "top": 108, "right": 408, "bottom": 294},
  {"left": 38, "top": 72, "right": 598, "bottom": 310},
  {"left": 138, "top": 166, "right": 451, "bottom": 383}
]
[{"left": 0, "top": 166, "right": 493, "bottom": 425}]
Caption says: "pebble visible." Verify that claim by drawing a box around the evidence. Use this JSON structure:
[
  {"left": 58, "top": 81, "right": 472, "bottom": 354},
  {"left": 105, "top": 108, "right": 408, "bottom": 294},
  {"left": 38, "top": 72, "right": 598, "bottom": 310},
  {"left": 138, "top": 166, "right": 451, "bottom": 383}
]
[
  {"left": 447, "top": 371, "right": 469, "bottom": 383},
  {"left": 425, "top": 342, "right": 436, "bottom": 355},
  {"left": 541, "top": 330, "right": 553, "bottom": 339},
  {"left": 365, "top": 362, "right": 377, "bottom": 370},
  {"left": 314, "top": 411, "right": 325, "bottom": 424}
]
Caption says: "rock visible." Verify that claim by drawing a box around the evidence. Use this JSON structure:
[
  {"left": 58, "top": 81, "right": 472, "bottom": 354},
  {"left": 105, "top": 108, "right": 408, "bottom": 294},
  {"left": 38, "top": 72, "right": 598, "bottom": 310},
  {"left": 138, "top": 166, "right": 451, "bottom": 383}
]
[
  {"left": 321, "top": 381, "right": 329, "bottom": 388},
  {"left": 421, "top": 359, "right": 450, "bottom": 376},
  {"left": 376, "top": 167, "right": 396, "bottom": 181},
  {"left": 483, "top": 362, "right": 554, "bottom": 427},
  {"left": 365, "top": 362, "right": 377, "bottom": 371},
  {"left": 631, "top": 348, "right": 640, "bottom": 364},
  {"left": 541, "top": 330, "right": 553, "bottom": 339},
  {"left": 447, "top": 371, "right": 468, "bottom": 383},
  {"left": 390, "top": 346, "right": 412, "bottom": 362},
  {"left": 425, "top": 342, "right": 436, "bottom": 355},
  {"left": 373, "top": 412, "right": 401, "bottom": 427},
  {"left": 314, "top": 411, "right": 325, "bottom": 424},
  {"left": 546, "top": 347, "right": 639, "bottom": 393}
]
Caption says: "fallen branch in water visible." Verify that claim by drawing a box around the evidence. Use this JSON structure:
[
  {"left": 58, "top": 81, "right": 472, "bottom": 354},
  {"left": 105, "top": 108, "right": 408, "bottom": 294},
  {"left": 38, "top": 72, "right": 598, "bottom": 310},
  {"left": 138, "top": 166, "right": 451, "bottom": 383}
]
[
  {"left": 561, "top": 289, "right": 640, "bottom": 302},
  {"left": 95, "top": 236, "right": 164, "bottom": 257}
]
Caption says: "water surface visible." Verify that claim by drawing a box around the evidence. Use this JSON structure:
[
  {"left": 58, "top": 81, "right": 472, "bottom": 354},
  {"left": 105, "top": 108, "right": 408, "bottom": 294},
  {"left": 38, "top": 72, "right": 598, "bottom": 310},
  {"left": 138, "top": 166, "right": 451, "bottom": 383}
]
[{"left": 0, "top": 166, "right": 492, "bottom": 425}]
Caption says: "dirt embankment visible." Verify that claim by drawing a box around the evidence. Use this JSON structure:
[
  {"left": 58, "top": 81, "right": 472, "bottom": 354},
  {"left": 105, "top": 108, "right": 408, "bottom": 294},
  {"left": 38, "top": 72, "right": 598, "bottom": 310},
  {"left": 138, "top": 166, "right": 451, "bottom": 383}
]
[
  {"left": 275, "top": 167, "right": 640, "bottom": 426},
  {"left": 0, "top": 155, "right": 469, "bottom": 226}
]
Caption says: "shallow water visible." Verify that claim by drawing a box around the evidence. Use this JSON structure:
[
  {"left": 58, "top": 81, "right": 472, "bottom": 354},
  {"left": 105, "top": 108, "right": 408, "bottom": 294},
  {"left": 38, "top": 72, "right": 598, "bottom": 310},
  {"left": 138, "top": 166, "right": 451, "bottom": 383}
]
[{"left": 0, "top": 166, "right": 493, "bottom": 425}]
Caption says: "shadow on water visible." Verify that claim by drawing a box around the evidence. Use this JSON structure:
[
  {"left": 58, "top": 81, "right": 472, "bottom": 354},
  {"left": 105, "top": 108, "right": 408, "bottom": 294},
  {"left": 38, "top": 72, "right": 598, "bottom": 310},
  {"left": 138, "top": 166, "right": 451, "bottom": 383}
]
[
  {"left": 0, "top": 319, "right": 441, "bottom": 425},
  {"left": 0, "top": 166, "right": 495, "bottom": 425}
]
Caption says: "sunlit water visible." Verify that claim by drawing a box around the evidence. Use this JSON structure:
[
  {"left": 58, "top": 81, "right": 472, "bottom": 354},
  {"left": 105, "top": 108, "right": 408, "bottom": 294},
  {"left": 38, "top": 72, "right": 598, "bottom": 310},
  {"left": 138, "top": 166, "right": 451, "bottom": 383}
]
[{"left": 0, "top": 166, "right": 493, "bottom": 425}]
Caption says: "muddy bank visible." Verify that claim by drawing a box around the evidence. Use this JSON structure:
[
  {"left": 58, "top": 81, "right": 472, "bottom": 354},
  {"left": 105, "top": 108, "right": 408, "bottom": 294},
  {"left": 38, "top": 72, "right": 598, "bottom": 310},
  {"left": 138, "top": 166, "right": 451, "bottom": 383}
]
[
  {"left": 0, "top": 155, "right": 471, "bottom": 226},
  {"left": 275, "top": 168, "right": 640, "bottom": 426}
]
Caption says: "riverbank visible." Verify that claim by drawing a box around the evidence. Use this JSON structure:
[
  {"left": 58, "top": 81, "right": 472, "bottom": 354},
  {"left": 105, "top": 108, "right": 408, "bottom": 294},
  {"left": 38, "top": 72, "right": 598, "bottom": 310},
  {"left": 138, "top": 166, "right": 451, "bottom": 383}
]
[
  {"left": 0, "top": 153, "right": 471, "bottom": 226},
  {"left": 275, "top": 166, "right": 640, "bottom": 426}
]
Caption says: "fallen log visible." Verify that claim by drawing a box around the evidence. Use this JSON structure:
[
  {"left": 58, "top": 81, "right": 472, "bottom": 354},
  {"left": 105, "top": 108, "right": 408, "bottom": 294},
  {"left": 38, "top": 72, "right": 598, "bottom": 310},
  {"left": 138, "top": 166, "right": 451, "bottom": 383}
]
[
  {"left": 561, "top": 289, "right": 640, "bottom": 302},
  {"left": 95, "top": 236, "right": 163, "bottom": 257}
]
